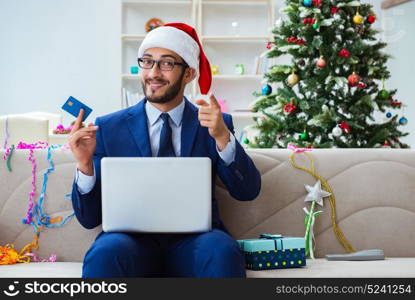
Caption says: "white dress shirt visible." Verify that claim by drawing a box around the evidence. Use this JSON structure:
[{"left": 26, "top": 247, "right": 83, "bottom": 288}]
[{"left": 76, "top": 98, "right": 236, "bottom": 195}]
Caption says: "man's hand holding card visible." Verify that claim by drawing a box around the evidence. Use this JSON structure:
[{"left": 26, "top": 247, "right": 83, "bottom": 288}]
[{"left": 63, "top": 97, "right": 98, "bottom": 176}]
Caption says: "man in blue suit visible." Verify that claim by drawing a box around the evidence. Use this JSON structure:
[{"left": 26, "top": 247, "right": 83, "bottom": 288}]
[{"left": 69, "top": 23, "right": 261, "bottom": 278}]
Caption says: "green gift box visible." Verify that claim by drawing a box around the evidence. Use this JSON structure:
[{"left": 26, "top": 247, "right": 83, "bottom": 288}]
[{"left": 237, "top": 233, "right": 306, "bottom": 270}]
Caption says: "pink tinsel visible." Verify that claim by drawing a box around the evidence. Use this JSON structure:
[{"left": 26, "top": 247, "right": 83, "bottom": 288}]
[
  {"left": 14, "top": 142, "right": 49, "bottom": 224},
  {"left": 287, "top": 143, "right": 313, "bottom": 153},
  {"left": 2, "top": 141, "right": 69, "bottom": 264},
  {"left": 26, "top": 253, "right": 57, "bottom": 263},
  {"left": 53, "top": 124, "right": 73, "bottom": 134},
  {"left": 2, "top": 142, "right": 70, "bottom": 224}
]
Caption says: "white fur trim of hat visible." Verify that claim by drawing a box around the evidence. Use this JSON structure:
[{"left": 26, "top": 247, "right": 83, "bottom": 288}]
[{"left": 137, "top": 26, "right": 200, "bottom": 74}]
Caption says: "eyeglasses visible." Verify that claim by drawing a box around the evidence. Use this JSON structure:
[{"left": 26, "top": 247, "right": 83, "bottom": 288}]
[{"left": 137, "top": 57, "right": 188, "bottom": 71}]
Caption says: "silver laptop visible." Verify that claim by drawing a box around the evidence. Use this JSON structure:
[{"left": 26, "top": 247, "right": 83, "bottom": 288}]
[{"left": 101, "top": 157, "right": 212, "bottom": 233}]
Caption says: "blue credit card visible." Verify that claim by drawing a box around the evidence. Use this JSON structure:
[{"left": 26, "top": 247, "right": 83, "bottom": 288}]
[{"left": 61, "top": 96, "right": 92, "bottom": 121}]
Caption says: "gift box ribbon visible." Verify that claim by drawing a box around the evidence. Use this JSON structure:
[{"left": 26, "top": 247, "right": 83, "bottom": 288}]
[{"left": 238, "top": 234, "right": 305, "bottom": 252}]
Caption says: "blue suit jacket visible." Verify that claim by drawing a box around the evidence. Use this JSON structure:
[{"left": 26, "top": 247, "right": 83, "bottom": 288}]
[{"left": 71, "top": 97, "right": 261, "bottom": 236}]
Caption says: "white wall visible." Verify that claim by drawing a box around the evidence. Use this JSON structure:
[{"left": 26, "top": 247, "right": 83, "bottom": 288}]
[
  {"left": 0, "top": 0, "right": 121, "bottom": 125},
  {"left": 379, "top": 0, "right": 415, "bottom": 147},
  {"left": 0, "top": 0, "right": 413, "bottom": 147}
]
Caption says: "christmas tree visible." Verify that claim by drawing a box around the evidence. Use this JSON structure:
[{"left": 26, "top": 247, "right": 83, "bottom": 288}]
[{"left": 247, "top": 0, "right": 409, "bottom": 149}]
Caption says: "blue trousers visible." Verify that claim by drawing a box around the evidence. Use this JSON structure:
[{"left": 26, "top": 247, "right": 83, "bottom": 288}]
[{"left": 82, "top": 229, "right": 246, "bottom": 278}]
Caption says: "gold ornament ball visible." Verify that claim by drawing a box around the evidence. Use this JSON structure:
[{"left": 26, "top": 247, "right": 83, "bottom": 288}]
[
  {"left": 353, "top": 12, "right": 364, "bottom": 25},
  {"left": 287, "top": 73, "right": 300, "bottom": 86}
]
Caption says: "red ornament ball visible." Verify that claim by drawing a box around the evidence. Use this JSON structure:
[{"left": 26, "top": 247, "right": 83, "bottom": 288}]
[
  {"left": 312, "top": 0, "right": 323, "bottom": 7},
  {"left": 303, "top": 18, "right": 316, "bottom": 25},
  {"left": 296, "top": 39, "right": 306, "bottom": 46},
  {"left": 331, "top": 7, "right": 340, "bottom": 14},
  {"left": 367, "top": 15, "right": 376, "bottom": 24},
  {"left": 339, "top": 121, "right": 351, "bottom": 133},
  {"left": 283, "top": 103, "right": 297, "bottom": 114},
  {"left": 287, "top": 37, "right": 306, "bottom": 45},
  {"left": 339, "top": 49, "right": 350, "bottom": 58},
  {"left": 348, "top": 72, "right": 361, "bottom": 87},
  {"left": 391, "top": 99, "right": 403, "bottom": 108}
]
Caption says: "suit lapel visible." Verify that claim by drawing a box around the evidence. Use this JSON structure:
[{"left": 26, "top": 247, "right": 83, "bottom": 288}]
[
  {"left": 181, "top": 97, "right": 199, "bottom": 157},
  {"left": 126, "top": 97, "right": 199, "bottom": 157},
  {"left": 126, "top": 98, "right": 152, "bottom": 157}
]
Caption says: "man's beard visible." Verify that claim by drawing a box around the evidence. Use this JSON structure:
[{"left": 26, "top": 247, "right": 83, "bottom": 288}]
[{"left": 142, "top": 69, "right": 185, "bottom": 104}]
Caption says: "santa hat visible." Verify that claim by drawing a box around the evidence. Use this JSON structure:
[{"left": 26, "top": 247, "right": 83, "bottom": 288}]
[{"left": 137, "top": 22, "right": 211, "bottom": 95}]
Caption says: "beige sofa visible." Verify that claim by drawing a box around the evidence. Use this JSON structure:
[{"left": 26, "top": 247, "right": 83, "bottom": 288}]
[
  {"left": 0, "top": 113, "right": 67, "bottom": 146},
  {"left": 0, "top": 115, "right": 50, "bottom": 146},
  {"left": 1, "top": 148, "right": 414, "bottom": 277}
]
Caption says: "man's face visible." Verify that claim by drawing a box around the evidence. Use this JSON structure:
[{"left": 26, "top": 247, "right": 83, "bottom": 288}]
[{"left": 140, "top": 47, "right": 191, "bottom": 104}]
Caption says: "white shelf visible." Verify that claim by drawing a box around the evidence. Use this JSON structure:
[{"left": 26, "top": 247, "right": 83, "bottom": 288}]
[
  {"left": 122, "top": 74, "right": 263, "bottom": 80},
  {"left": 122, "top": 74, "right": 141, "bottom": 80},
  {"left": 121, "top": 0, "right": 274, "bottom": 138},
  {"left": 122, "top": 35, "right": 271, "bottom": 41},
  {"left": 121, "top": 34, "right": 146, "bottom": 40},
  {"left": 122, "top": 0, "right": 192, "bottom": 4},
  {"left": 231, "top": 111, "right": 261, "bottom": 118},
  {"left": 213, "top": 74, "right": 262, "bottom": 79},
  {"left": 202, "top": 35, "right": 271, "bottom": 42},
  {"left": 203, "top": 0, "right": 269, "bottom": 2}
]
